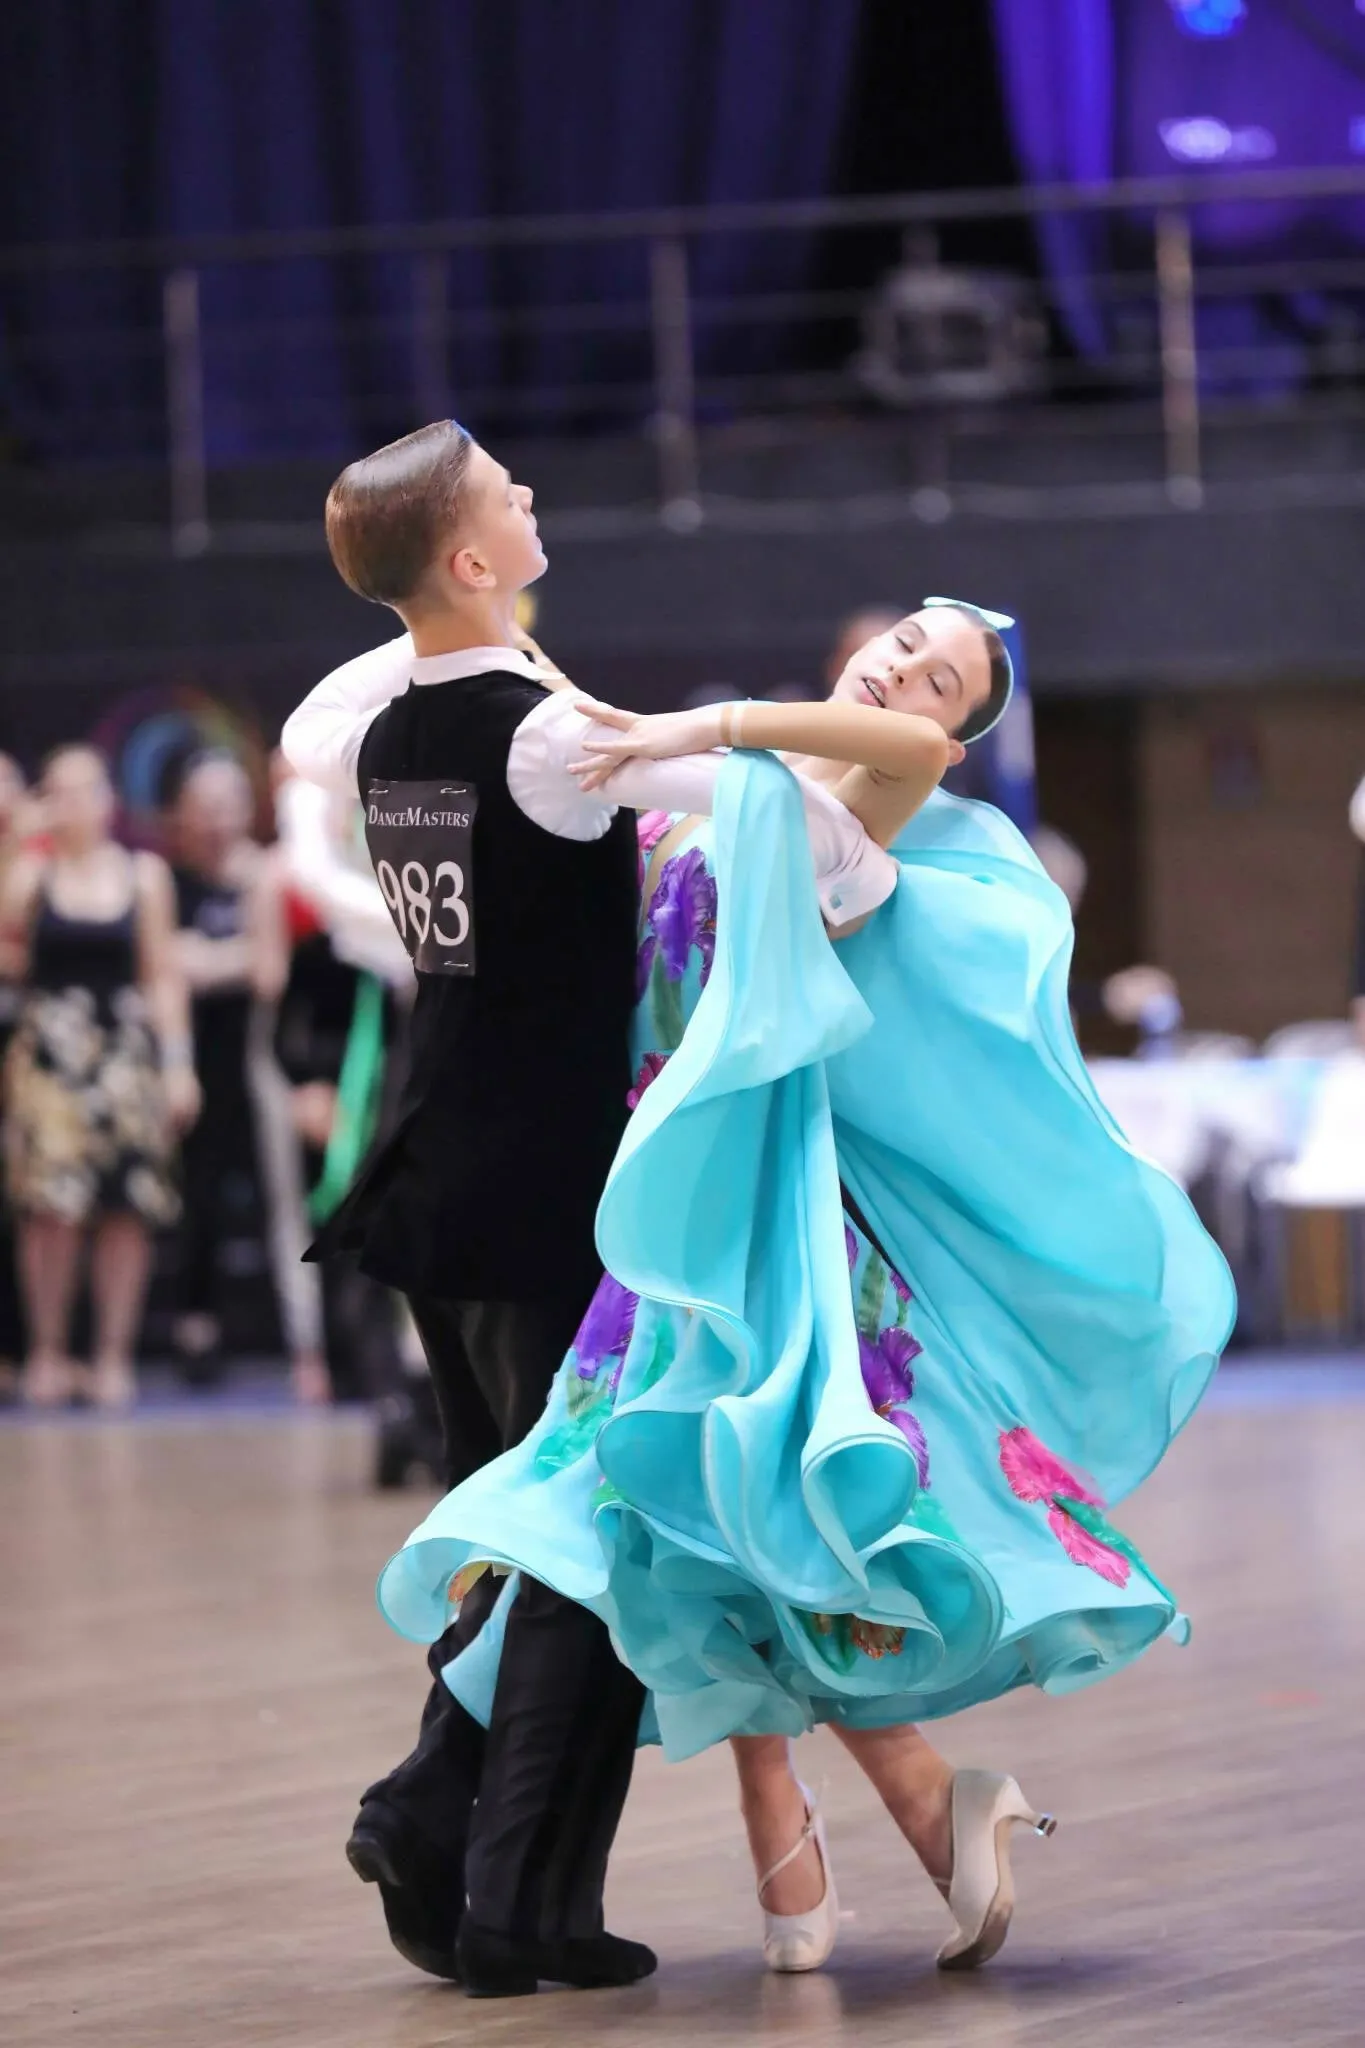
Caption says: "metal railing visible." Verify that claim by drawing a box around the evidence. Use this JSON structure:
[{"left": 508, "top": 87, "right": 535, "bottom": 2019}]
[{"left": 6, "top": 163, "right": 1365, "bottom": 553}]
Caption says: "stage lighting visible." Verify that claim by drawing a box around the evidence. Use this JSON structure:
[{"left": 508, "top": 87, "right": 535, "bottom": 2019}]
[
  {"left": 1169, "top": 0, "right": 1246, "bottom": 36},
  {"left": 1159, "top": 117, "right": 1276, "bottom": 163}
]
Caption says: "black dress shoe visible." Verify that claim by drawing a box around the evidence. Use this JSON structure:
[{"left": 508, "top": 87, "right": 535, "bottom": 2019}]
[
  {"left": 456, "top": 1918, "right": 658, "bottom": 1999},
  {"left": 346, "top": 1803, "right": 462, "bottom": 1982}
]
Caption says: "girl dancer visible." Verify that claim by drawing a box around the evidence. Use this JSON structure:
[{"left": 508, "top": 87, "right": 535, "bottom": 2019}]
[{"left": 375, "top": 601, "right": 1235, "bottom": 1973}]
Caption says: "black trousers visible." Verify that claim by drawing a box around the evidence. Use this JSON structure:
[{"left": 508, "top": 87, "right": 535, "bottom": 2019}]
[{"left": 364, "top": 1290, "right": 644, "bottom": 1943}]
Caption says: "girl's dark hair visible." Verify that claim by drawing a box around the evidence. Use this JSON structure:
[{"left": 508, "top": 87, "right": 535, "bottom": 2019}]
[
  {"left": 325, "top": 419, "right": 475, "bottom": 606},
  {"left": 936, "top": 606, "right": 1012, "bottom": 743}
]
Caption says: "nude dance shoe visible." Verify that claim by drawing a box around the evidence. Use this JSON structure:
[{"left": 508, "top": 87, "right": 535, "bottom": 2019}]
[
  {"left": 759, "top": 1781, "right": 839, "bottom": 1973},
  {"left": 936, "top": 1768, "right": 1056, "bottom": 1971}
]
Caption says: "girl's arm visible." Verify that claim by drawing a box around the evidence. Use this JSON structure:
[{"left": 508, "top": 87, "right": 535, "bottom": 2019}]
[
  {"left": 824, "top": 761, "right": 943, "bottom": 850},
  {"left": 575, "top": 696, "right": 949, "bottom": 791},
  {"left": 569, "top": 696, "right": 951, "bottom": 849},
  {"left": 134, "top": 853, "right": 201, "bottom": 1134}
]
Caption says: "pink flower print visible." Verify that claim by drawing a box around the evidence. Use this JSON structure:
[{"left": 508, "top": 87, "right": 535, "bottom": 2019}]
[
  {"left": 999, "top": 1427, "right": 1129, "bottom": 1588},
  {"left": 637, "top": 811, "right": 674, "bottom": 858},
  {"left": 627, "top": 1051, "right": 670, "bottom": 1109},
  {"left": 1048, "top": 1506, "right": 1130, "bottom": 1587},
  {"left": 998, "top": 1426, "right": 1103, "bottom": 1509}
]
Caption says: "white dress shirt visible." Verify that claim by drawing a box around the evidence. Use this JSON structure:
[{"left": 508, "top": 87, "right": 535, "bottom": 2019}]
[{"left": 281, "top": 635, "right": 899, "bottom": 928}]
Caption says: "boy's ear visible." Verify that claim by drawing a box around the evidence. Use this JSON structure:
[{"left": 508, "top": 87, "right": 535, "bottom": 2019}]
[
  {"left": 946, "top": 738, "right": 966, "bottom": 767},
  {"left": 450, "top": 543, "right": 494, "bottom": 592}
]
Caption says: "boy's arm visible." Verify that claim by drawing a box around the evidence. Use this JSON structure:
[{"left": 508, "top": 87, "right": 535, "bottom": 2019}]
[
  {"left": 507, "top": 694, "right": 898, "bottom": 929},
  {"left": 281, "top": 633, "right": 415, "bottom": 799}
]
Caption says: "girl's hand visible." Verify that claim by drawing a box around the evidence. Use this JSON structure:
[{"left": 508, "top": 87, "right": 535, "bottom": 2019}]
[{"left": 569, "top": 699, "right": 725, "bottom": 791}]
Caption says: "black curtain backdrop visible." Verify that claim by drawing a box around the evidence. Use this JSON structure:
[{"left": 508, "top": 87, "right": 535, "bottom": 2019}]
[{"left": 0, "top": 0, "right": 870, "bottom": 464}]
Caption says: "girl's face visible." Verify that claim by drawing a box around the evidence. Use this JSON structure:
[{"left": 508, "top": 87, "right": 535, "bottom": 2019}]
[
  {"left": 43, "top": 750, "right": 114, "bottom": 850},
  {"left": 829, "top": 607, "right": 991, "bottom": 746}
]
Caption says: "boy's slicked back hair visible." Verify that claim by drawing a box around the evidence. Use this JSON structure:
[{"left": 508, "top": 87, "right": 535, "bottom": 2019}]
[{"left": 325, "top": 419, "right": 475, "bottom": 606}]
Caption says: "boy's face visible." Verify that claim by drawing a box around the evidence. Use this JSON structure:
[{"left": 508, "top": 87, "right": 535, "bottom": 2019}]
[
  {"left": 444, "top": 443, "right": 547, "bottom": 597},
  {"left": 828, "top": 606, "right": 991, "bottom": 760}
]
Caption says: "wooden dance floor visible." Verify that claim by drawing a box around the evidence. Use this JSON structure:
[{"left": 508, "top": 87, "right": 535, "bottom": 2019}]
[{"left": 4, "top": 1369, "right": 1364, "bottom": 2048}]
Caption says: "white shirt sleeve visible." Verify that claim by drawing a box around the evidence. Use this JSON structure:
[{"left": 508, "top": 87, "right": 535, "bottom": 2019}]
[
  {"left": 280, "top": 632, "right": 415, "bottom": 800},
  {"left": 276, "top": 777, "right": 413, "bottom": 989},
  {"left": 506, "top": 691, "right": 898, "bottom": 928}
]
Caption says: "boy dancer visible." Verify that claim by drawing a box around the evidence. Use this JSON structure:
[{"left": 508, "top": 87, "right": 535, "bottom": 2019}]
[
  {"left": 284, "top": 419, "right": 901, "bottom": 1995},
  {"left": 284, "top": 421, "right": 649, "bottom": 1997}
]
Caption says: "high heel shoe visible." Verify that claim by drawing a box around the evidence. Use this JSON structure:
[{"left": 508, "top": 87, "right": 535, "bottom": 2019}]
[
  {"left": 936, "top": 1768, "right": 1055, "bottom": 1972},
  {"left": 758, "top": 1780, "right": 839, "bottom": 1974}
]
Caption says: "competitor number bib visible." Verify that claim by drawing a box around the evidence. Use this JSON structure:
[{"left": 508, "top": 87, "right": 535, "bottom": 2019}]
[{"left": 364, "top": 778, "right": 478, "bottom": 976}]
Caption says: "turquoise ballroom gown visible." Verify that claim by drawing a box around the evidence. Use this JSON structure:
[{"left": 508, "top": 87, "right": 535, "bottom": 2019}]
[{"left": 377, "top": 753, "right": 1236, "bottom": 1761}]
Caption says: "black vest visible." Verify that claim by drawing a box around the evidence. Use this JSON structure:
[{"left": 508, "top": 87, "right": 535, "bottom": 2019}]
[{"left": 313, "top": 668, "right": 639, "bottom": 1302}]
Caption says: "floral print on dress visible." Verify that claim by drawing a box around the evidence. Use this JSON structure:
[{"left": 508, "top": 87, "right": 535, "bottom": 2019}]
[
  {"left": 6, "top": 983, "right": 178, "bottom": 1227},
  {"left": 998, "top": 1426, "right": 1131, "bottom": 1589},
  {"left": 859, "top": 1327, "right": 929, "bottom": 1486},
  {"left": 571, "top": 1273, "right": 640, "bottom": 1388},
  {"left": 627, "top": 1051, "right": 670, "bottom": 1109},
  {"left": 636, "top": 809, "right": 674, "bottom": 869},
  {"left": 849, "top": 1228, "right": 931, "bottom": 1486},
  {"left": 641, "top": 847, "right": 716, "bottom": 992}
]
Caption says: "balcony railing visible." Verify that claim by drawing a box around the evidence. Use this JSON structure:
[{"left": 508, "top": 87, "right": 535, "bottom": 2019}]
[{"left": 6, "top": 164, "right": 1365, "bottom": 553}]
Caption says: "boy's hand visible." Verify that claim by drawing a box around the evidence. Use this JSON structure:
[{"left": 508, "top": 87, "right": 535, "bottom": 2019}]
[{"left": 569, "top": 699, "right": 724, "bottom": 791}]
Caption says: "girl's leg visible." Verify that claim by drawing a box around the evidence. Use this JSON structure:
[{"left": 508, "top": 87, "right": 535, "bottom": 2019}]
[
  {"left": 730, "top": 1734, "right": 827, "bottom": 1915},
  {"left": 17, "top": 1213, "right": 82, "bottom": 1404},
  {"left": 830, "top": 1721, "right": 955, "bottom": 1886},
  {"left": 89, "top": 1211, "right": 152, "bottom": 1407}
]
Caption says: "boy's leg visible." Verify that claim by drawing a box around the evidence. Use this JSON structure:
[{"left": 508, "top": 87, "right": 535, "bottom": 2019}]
[{"left": 348, "top": 1289, "right": 590, "bottom": 1976}]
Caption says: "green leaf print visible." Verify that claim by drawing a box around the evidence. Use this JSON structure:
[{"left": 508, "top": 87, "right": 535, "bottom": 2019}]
[
  {"left": 647, "top": 951, "right": 687, "bottom": 1054},
  {"left": 533, "top": 1396, "right": 613, "bottom": 1479},
  {"left": 638, "top": 1315, "right": 677, "bottom": 1393},
  {"left": 566, "top": 1365, "right": 608, "bottom": 1421},
  {"left": 1056, "top": 1495, "right": 1178, "bottom": 1609},
  {"left": 855, "top": 1250, "right": 888, "bottom": 1341},
  {"left": 908, "top": 1491, "right": 963, "bottom": 1545}
]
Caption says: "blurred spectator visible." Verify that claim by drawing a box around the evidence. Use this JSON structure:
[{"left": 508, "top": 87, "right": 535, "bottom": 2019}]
[
  {"left": 166, "top": 751, "right": 263, "bottom": 1380},
  {"left": 244, "top": 823, "right": 332, "bottom": 1406},
  {"left": 270, "top": 760, "right": 439, "bottom": 1479},
  {"left": 0, "top": 753, "right": 31, "bottom": 1398},
  {"left": 1103, "top": 965, "right": 1185, "bottom": 1058},
  {"left": 1029, "top": 822, "right": 1088, "bottom": 913},
  {"left": 1349, "top": 771, "right": 1365, "bottom": 1048},
  {"left": 0, "top": 746, "right": 197, "bottom": 1407}
]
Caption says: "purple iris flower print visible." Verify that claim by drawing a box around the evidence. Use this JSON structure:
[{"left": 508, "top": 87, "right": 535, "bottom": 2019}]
[
  {"left": 890, "top": 1267, "right": 912, "bottom": 1307},
  {"left": 888, "top": 1407, "right": 931, "bottom": 1489},
  {"left": 859, "top": 1327, "right": 922, "bottom": 1410},
  {"left": 845, "top": 1223, "right": 859, "bottom": 1272},
  {"left": 572, "top": 1273, "right": 640, "bottom": 1381},
  {"left": 650, "top": 848, "right": 717, "bottom": 986},
  {"left": 859, "top": 1326, "right": 930, "bottom": 1487}
]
